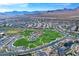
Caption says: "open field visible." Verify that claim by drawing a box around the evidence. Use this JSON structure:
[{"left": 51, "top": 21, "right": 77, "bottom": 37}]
[{"left": 13, "top": 29, "right": 63, "bottom": 48}]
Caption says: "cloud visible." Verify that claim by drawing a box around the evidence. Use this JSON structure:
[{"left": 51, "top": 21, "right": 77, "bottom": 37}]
[
  {"left": 0, "top": 0, "right": 27, "bottom": 5},
  {"left": 62, "top": 3, "right": 71, "bottom": 7},
  {"left": 0, "top": 8, "right": 11, "bottom": 12},
  {"left": 0, "top": 4, "right": 29, "bottom": 12}
]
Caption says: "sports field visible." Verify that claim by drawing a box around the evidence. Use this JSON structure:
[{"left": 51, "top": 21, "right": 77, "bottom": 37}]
[{"left": 13, "top": 29, "right": 63, "bottom": 48}]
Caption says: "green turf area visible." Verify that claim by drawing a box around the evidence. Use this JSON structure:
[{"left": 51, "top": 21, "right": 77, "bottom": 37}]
[
  {"left": 21, "top": 29, "right": 34, "bottom": 36},
  {"left": 13, "top": 29, "right": 63, "bottom": 48}
]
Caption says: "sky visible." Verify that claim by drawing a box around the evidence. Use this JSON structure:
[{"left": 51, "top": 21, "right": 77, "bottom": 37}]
[{"left": 0, "top": 3, "right": 79, "bottom": 12}]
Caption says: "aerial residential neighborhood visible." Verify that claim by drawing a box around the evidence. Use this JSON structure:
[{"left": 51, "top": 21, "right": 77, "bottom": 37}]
[{"left": 0, "top": 3, "right": 79, "bottom": 56}]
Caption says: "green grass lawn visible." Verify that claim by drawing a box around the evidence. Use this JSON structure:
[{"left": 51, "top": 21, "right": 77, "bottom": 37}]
[
  {"left": 21, "top": 29, "right": 34, "bottom": 36},
  {"left": 13, "top": 29, "right": 63, "bottom": 48}
]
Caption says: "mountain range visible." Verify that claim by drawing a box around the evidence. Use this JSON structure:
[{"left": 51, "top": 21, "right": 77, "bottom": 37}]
[{"left": 0, "top": 7, "right": 79, "bottom": 19}]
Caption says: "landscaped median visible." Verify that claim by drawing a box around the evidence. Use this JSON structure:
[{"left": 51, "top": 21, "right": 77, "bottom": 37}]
[{"left": 13, "top": 29, "right": 63, "bottom": 48}]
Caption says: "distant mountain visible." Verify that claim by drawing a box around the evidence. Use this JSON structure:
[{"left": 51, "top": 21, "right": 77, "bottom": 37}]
[
  {"left": 0, "top": 7, "right": 79, "bottom": 16},
  {"left": 0, "top": 11, "right": 31, "bottom": 16},
  {"left": 0, "top": 7, "right": 79, "bottom": 20},
  {"left": 23, "top": 7, "right": 79, "bottom": 19},
  {"left": 0, "top": 11, "right": 43, "bottom": 16}
]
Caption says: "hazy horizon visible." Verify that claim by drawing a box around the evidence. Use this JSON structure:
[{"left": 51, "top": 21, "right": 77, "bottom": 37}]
[{"left": 0, "top": 3, "right": 79, "bottom": 12}]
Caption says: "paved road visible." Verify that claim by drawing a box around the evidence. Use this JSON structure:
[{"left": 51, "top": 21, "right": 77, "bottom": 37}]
[
  {"left": 0, "top": 37, "right": 66, "bottom": 56},
  {"left": 0, "top": 26, "right": 68, "bottom": 56}
]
